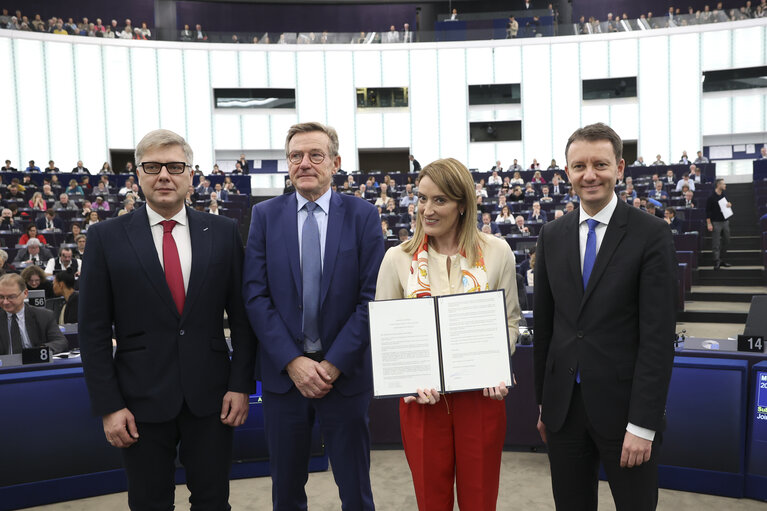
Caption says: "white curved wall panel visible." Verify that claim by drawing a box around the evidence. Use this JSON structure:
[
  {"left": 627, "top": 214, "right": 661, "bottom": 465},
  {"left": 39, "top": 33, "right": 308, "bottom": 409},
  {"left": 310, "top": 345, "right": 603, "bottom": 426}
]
[{"left": 1, "top": 19, "right": 765, "bottom": 175}]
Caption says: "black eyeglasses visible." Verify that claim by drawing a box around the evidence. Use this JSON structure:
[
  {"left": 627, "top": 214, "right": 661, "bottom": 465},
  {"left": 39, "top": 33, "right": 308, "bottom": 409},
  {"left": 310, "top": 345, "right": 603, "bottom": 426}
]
[
  {"left": 288, "top": 151, "right": 327, "bottom": 165},
  {"left": 140, "top": 162, "right": 189, "bottom": 174}
]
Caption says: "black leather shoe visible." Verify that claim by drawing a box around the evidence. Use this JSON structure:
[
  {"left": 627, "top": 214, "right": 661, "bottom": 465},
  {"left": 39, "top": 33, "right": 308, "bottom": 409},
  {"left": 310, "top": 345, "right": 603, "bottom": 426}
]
[
  {"left": 721, "top": 262, "right": 732, "bottom": 268},
  {"left": 714, "top": 263, "right": 721, "bottom": 270}
]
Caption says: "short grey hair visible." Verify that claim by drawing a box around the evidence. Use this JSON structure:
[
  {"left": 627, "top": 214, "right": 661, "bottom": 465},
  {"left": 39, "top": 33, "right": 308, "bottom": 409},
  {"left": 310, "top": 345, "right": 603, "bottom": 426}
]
[
  {"left": 135, "top": 129, "right": 194, "bottom": 167},
  {"left": 26, "top": 238, "right": 41, "bottom": 248},
  {"left": 285, "top": 122, "right": 339, "bottom": 158},
  {"left": 0, "top": 250, "right": 7, "bottom": 263}
]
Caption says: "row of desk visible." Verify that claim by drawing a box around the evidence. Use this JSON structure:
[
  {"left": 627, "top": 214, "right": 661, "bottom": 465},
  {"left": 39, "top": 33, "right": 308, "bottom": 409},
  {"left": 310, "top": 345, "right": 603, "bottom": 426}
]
[{"left": 1, "top": 337, "right": 765, "bottom": 509}]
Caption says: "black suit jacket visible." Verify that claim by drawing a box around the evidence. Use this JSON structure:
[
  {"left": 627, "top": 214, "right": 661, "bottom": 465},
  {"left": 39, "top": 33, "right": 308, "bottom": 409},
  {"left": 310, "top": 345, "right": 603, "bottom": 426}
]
[
  {"left": 36, "top": 216, "right": 65, "bottom": 231},
  {"left": 0, "top": 304, "right": 69, "bottom": 355},
  {"left": 533, "top": 199, "right": 677, "bottom": 439},
  {"left": 78, "top": 205, "right": 256, "bottom": 421}
]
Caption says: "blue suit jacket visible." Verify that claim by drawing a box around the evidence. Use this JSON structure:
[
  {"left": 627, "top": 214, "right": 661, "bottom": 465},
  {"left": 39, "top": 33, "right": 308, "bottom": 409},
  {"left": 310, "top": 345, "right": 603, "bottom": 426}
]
[
  {"left": 78, "top": 205, "right": 256, "bottom": 422},
  {"left": 243, "top": 192, "right": 384, "bottom": 395}
]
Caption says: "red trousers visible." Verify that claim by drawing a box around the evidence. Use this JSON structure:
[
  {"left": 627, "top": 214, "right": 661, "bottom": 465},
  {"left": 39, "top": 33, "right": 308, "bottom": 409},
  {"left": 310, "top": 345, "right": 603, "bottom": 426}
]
[{"left": 400, "top": 391, "right": 507, "bottom": 511}]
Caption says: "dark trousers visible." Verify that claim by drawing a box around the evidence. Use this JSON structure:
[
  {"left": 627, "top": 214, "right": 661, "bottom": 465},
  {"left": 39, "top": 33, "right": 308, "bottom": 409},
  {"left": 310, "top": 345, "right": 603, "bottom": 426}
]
[
  {"left": 262, "top": 386, "right": 375, "bottom": 511},
  {"left": 711, "top": 220, "right": 730, "bottom": 265},
  {"left": 121, "top": 402, "right": 234, "bottom": 511},
  {"left": 546, "top": 384, "right": 661, "bottom": 511}
]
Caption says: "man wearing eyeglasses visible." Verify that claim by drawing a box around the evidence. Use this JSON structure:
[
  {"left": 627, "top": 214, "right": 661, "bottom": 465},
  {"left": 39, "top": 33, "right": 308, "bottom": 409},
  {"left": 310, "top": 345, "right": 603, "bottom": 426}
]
[
  {"left": 0, "top": 273, "right": 68, "bottom": 355},
  {"left": 79, "top": 129, "right": 256, "bottom": 511},
  {"left": 243, "top": 122, "right": 383, "bottom": 510}
]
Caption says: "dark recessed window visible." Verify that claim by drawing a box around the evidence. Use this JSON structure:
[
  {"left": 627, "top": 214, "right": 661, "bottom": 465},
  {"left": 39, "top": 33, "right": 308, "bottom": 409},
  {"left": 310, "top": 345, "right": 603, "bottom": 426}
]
[
  {"left": 356, "top": 87, "right": 409, "bottom": 108},
  {"left": 703, "top": 66, "right": 767, "bottom": 93},
  {"left": 469, "top": 121, "right": 522, "bottom": 142},
  {"left": 468, "top": 84, "right": 521, "bottom": 105},
  {"left": 213, "top": 88, "right": 295, "bottom": 109},
  {"left": 582, "top": 77, "right": 637, "bottom": 100}
]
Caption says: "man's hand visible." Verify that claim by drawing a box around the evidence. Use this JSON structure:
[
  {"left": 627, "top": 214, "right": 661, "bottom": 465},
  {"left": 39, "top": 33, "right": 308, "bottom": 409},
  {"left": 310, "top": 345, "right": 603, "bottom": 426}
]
[
  {"left": 102, "top": 408, "right": 139, "bottom": 448},
  {"left": 620, "top": 431, "right": 652, "bottom": 468},
  {"left": 220, "top": 391, "right": 249, "bottom": 427},
  {"left": 707, "top": 221, "right": 713, "bottom": 232},
  {"left": 482, "top": 382, "right": 509, "bottom": 400},
  {"left": 319, "top": 360, "right": 341, "bottom": 384},
  {"left": 537, "top": 405, "right": 547, "bottom": 444},
  {"left": 286, "top": 356, "right": 332, "bottom": 398},
  {"left": 403, "top": 388, "right": 440, "bottom": 405}
]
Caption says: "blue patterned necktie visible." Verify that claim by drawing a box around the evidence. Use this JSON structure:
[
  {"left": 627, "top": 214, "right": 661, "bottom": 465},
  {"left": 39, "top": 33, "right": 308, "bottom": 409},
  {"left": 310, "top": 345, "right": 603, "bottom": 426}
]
[
  {"left": 302, "top": 202, "right": 322, "bottom": 352},
  {"left": 582, "top": 218, "right": 599, "bottom": 289}
]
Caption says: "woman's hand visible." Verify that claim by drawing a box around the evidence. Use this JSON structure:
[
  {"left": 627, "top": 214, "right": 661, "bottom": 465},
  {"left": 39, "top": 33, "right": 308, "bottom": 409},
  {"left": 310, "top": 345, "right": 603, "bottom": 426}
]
[
  {"left": 483, "top": 382, "right": 509, "bottom": 400},
  {"left": 403, "top": 388, "right": 441, "bottom": 405}
]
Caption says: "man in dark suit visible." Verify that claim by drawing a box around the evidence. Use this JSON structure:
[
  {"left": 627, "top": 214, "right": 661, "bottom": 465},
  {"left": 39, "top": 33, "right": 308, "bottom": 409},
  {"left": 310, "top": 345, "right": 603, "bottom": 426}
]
[
  {"left": 79, "top": 129, "right": 256, "bottom": 511},
  {"left": 243, "top": 122, "right": 383, "bottom": 510},
  {"left": 36, "top": 210, "right": 65, "bottom": 232},
  {"left": 534, "top": 123, "right": 676, "bottom": 510},
  {"left": 0, "top": 273, "right": 68, "bottom": 355}
]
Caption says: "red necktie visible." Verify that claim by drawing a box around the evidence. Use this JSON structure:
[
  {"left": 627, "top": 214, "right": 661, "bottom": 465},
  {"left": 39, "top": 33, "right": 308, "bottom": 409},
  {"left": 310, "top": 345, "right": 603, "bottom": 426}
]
[{"left": 161, "top": 220, "right": 185, "bottom": 314}]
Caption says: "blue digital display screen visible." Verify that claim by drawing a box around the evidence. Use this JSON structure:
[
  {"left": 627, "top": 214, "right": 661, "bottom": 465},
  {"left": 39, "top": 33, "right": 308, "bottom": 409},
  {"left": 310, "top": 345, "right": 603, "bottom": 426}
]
[
  {"left": 756, "top": 371, "right": 767, "bottom": 430},
  {"left": 748, "top": 370, "right": 767, "bottom": 477}
]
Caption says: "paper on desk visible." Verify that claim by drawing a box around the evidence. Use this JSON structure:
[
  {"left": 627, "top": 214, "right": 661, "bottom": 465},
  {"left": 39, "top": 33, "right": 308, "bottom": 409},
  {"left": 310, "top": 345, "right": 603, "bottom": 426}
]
[{"left": 718, "top": 197, "right": 733, "bottom": 219}]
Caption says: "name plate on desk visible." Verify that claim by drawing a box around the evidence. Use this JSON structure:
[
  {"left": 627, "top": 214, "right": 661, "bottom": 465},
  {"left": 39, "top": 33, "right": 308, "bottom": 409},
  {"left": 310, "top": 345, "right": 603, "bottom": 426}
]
[
  {"left": 22, "top": 347, "right": 52, "bottom": 365},
  {"left": 738, "top": 335, "right": 765, "bottom": 353}
]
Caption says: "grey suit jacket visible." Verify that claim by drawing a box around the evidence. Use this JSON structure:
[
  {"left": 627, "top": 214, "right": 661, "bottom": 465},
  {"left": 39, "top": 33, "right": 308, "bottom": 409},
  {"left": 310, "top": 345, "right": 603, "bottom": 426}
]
[{"left": 0, "top": 304, "right": 69, "bottom": 355}]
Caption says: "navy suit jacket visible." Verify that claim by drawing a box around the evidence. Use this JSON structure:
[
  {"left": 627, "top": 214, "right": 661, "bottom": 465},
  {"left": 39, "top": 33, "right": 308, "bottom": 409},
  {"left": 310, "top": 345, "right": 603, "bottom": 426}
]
[
  {"left": 78, "top": 205, "right": 256, "bottom": 422},
  {"left": 36, "top": 216, "right": 65, "bottom": 232},
  {"left": 243, "top": 191, "right": 384, "bottom": 395}
]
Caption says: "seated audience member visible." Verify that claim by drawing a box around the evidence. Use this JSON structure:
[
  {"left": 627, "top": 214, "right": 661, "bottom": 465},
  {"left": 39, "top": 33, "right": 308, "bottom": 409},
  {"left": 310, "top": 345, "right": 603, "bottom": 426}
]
[
  {"left": 93, "top": 196, "right": 110, "bottom": 211},
  {"left": 625, "top": 183, "right": 637, "bottom": 200},
  {"left": 92, "top": 182, "right": 109, "bottom": 196},
  {"left": 81, "top": 200, "right": 93, "bottom": 217},
  {"left": 0, "top": 249, "right": 10, "bottom": 275},
  {"left": 381, "top": 219, "right": 392, "bottom": 238},
  {"left": 495, "top": 205, "right": 514, "bottom": 224},
  {"left": 207, "top": 199, "right": 220, "bottom": 215},
  {"left": 529, "top": 159, "right": 541, "bottom": 170},
  {"left": 547, "top": 159, "right": 560, "bottom": 170},
  {"left": 478, "top": 212, "right": 501, "bottom": 237},
  {"left": 385, "top": 198, "right": 398, "bottom": 216},
  {"left": 632, "top": 156, "right": 646, "bottom": 166},
  {"left": 651, "top": 180, "right": 669, "bottom": 200},
  {"left": 689, "top": 164, "right": 704, "bottom": 183},
  {"left": 18, "top": 225, "right": 48, "bottom": 246},
  {"left": 45, "top": 247, "right": 80, "bottom": 277},
  {"left": 539, "top": 186, "right": 554, "bottom": 203},
  {"left": 65, "top": 223, "right": 83, "bottom": 244},
  {"left": 564, "top": 201, "right": 576, "bottom": 214},
  {"left": 397, "top": 228, "right": 409, "bottom": 243},
  {"left": 14, "top": 239, "right": 53, "bottom": 267},
  {"left": 524, "top": 183, "right": 537, "bottom": 197},
  {"left": 212, "top": 183, "right": 229, "bottom": 202},
  {"left": 66, "top": 179, "right": 84, "bottom": 196},
  {"left": 553, "top": 209, "right": 564, "bottom": 220},
  {"left": 510, "top": 215, "right": 530, "bottom": 235},
  {"left": 98, "top": 162, "right": 113, "bottom": 174},
  {"left": 509, "top": 159, "right": 522, "bottom": 172},
  {"left": 694, "top": 151, "right": 709, "bottom": 164},
  {"left": 5, "top": 184, "right": 24, "bottom": 201},
  {"left": 400, "top": 203, "right": 416, "bottom": 224},
  {"left": 117, "top": 198, "right": 136, "bottom": 216},
  {"left": 665, "top": 207, "right": 683, "bottom": 234},
  {"left": 53, "top": 193, "right": 78, "bottom": 211},
  {"left": 399, "top": 187, "right": 418, "bottom": 208},
  {"left": 675, "top": 174, "right": 696, "bottom": 192},
  {"left": 21, "top": 265, "right": 54, "bottom": 298},
  {"left": 480, "top": 224, "right": 492, "bottom": 235},
  {"left": 491, "top": 161, "right": 504, "bottom": 172},
  {"left": 475, "top": 182, "right": 488, "bottom": 198},
  {"left": 532, "top": 170, "right": 546, "bottom": 183},
  {"left": 118, "top": 177, "right": 136, "bottom": 196},
  {"left": 375, "top": 190, "right": 390, "bottom": 208},
  {"left": 652, "top": 154, "right": 666, "bottom": 166},
  {"left": 645, "top": 202, "right": 661, "bottom": 218},
  {"left": 52, "top": 270, "right": 78, "bottom": 324},
  {"left": 678, "top": 151, "right": 690, "bottom": 165},
  {"left": 759, "top": 147, "right": 767, "bottom": 160},
  {"left": 528, "top": 201, "right": 547, "bottom": 222},
  {"left": 84, "top": 210, "right": 100, "bottom": 229},
  {"left": 36, "top": 210, "right": 64, "bottom": 231},
  {"left": 525, "top": 249, "right": 536, "bottom": 286},
  {"left": 683, "top": 190, "right": 695, "bottom": 208},
  {"left": 0, "top": 208, "right": 16, "bottom": 231},
  {"left": 0, "top": 273, "right": 68, "bottom": 355},
  {"left": 73, "top": 234, "right": 86, "bottom": 259},
  {"left": 196, "top": 178, "right": 213, "bottom": 196},
  {"left": 41, "top": 184, "right": 56, "bottom": 201},
  {"left": 549, "top": 174, "right": 566, "bottom": 195},
  {"left": 25, "top": 160, "right": 41, "bottom": 172},
  {"left": 664, "top": 169, "right": 675, "bottom": 184},
  {"left": 71, "top": 160, "right": 89, "bottom": 174},
  {"left": 223, "top": 176, "right": 238, "bottom": 194},
  {"left": 2, "top": 160, "right": 17, "bottom": 171},
  {"left": 231, "top": 161, "right": 245, "bottom": 174},
  {"left": 46, "top": 160, "right": 60, "bottom": 172},
  {"left": 497, "top": 194, "right": 508, "bottom": 209},
  {"left": 508, "top": 185, "right": 525, "bottom": 202},
  {"left": 632, "top": 197, "right": 643, "bottom": 209},
  {"left": 510, "top": 171, "right": 524, "bottom": 186},
  {"left": 488, "top": 170, "right": 502, "bottom": 185}
]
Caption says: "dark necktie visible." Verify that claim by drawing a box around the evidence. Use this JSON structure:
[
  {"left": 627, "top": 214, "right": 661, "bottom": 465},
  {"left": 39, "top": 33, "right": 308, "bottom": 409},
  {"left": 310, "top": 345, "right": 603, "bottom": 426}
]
[
  {"left": 302, "top": 202, "right": 322, "bottom": 351},
  {"left": 10, "top": 313, "right": 22, "bottom": 354},
  {"left": 582, "top": 219, "right": 599, "bottom": 289},
  {"left": 160, "top": 220, "right": 185, "bottom": 314}
]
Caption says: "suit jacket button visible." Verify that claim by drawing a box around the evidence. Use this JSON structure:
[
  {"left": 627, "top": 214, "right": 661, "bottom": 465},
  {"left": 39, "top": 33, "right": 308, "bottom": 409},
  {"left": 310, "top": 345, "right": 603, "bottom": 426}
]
[
  {"left": 568, "top": 368, "right": 574, "bottom": 375},
  {"left": 179, "top": 330, "right": 185, "bottom": 336},
  {"left": 576, "top": 331, "right": 584, "bottom": 339}
]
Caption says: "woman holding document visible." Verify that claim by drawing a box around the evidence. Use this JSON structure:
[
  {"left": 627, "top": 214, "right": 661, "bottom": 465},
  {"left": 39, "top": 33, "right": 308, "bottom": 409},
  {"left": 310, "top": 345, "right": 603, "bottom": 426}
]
[{"left": 374, "top": 158, "right": 520, "bottom": 510}]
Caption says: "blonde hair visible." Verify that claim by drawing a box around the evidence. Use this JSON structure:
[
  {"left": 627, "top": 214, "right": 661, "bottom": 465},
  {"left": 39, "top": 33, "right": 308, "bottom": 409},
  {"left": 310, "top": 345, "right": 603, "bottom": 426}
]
[{"left": 400, "top": 158, "right": 482, "bottom": 265}]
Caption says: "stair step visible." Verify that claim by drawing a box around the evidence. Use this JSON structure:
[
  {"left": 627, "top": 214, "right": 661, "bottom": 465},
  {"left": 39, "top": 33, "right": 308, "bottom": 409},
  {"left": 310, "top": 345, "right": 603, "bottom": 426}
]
[
  {"left": 689, "top": 292, "right": 766, "bottom": 302},
  {"left": 701, "top": 236, "right": 761, "bottom": 250},
  {"left": 677, "top": 310, "right": 749, "bottom": 323},
  {"left": 699, "top": 251, "right": 763, "bottom": 266}
]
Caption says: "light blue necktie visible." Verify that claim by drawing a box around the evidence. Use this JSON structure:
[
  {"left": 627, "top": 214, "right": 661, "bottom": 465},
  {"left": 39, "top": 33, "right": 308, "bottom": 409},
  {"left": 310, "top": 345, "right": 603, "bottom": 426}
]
[
  {"left": 302, "top": 202, "right": 322, "bottom": 353},
  {"left": 582, "top": 218, "right": 599, "bottom": 289}
]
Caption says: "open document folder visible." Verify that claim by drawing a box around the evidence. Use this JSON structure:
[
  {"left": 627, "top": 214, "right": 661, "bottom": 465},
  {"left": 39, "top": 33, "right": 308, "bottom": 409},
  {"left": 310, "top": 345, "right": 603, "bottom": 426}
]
[{"left": 368, "top": 290, "right": 513, "bottom": 398}]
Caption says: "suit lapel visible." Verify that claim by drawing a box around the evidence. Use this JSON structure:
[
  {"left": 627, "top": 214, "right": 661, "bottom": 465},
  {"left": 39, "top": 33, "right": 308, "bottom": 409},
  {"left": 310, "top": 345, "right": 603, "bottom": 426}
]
[
  {"left": 23, "top": 305, "right": 38, "bottom": 344},
  {"left": 181, "top": 208, "right": 210, "bottom": 321},
  {"left": 580, "top": 200, "right": 629, "bottom": 312},
  {"left": 126, "top": 206, "right": 180, "bottom": 317},
  {"left": 282, "top": 194, "right": 302, "bottom": 298},
  {"left": 321, "top": 193, "right": 345, "bottom": 306},
  {"left": 564, "top": 211, "right": 583, "bottom": 301},
  {"left": 0, "top": 312, "right": 8, "bottom": 354}
]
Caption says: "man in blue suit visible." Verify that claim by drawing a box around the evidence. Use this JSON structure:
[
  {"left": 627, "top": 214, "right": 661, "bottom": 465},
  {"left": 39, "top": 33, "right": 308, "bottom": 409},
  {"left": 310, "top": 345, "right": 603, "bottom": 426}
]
[
  {"left": 243, "top": 122, "right": 383, "bottom": 510},
  {"left": 79, "top": 129, "right": 256, "bottom": 510}
]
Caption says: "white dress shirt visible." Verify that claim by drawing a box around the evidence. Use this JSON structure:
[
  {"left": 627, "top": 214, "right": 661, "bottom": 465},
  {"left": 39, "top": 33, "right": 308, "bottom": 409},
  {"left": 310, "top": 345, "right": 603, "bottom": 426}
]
[
  {"left": 296, "top": 188, "right": 331, "bottom": 269},
  {"left": 7, "top": 308, "right": 32, "bottom": 349},
  {"left": 146, "top": 205, "right": 192, "bottom": 293},
  {"left": 577, "top": 192, "right": 655, "bottom": 442}
]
